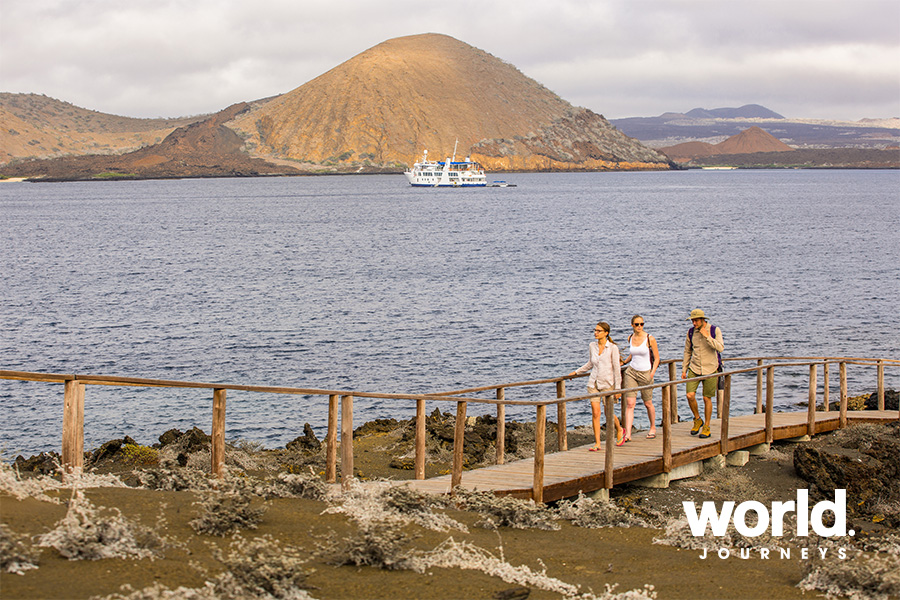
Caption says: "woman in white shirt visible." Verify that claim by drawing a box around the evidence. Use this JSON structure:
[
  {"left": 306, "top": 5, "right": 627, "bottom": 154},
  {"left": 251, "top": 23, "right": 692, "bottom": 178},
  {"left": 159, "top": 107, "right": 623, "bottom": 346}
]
[
  {"left": 568, "top": 321, "right": 624, "bottom": 451},
  {"left": 621, "top": 315, "right": 660, "bottom": 440}
]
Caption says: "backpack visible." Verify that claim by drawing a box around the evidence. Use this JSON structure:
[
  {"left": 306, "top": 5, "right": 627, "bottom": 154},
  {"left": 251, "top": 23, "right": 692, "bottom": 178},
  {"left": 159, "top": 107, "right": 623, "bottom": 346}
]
[{"left": 687, "top": 325, "right": 722, "bottom": 371}]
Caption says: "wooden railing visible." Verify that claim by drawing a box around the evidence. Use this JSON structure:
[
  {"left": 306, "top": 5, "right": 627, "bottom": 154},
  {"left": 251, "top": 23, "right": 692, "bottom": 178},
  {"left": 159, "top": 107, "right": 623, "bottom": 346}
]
[{"left": 1, "top": 356, "right": 897, "bottom": 495}]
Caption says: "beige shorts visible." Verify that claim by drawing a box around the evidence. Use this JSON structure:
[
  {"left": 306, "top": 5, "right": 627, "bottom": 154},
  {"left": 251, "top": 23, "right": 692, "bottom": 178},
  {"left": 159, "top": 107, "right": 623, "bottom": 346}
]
[
  {"left": 623, "top": 366, "right": 654, "bottom": 403},
  {"left": 587, "top": 385, "right": 614, "bottom": 401}
]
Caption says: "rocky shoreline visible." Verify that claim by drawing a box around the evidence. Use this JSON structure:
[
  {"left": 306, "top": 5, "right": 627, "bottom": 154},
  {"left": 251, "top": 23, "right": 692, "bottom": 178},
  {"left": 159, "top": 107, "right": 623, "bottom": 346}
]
[{"left": 2, "top": 392, "right": 898, "bottom": 599}]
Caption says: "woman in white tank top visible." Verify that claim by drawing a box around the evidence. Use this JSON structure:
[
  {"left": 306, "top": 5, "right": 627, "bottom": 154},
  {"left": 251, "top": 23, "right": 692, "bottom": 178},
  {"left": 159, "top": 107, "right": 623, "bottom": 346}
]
[{"left": 621, "top": 315, "right": 660, "bottom": 441}]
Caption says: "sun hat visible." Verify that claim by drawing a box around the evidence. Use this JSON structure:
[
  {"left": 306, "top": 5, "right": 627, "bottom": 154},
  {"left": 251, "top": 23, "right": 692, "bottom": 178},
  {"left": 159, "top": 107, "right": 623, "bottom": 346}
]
[{"left": 687, "top": 309, "right": 707, "bottom": 321}]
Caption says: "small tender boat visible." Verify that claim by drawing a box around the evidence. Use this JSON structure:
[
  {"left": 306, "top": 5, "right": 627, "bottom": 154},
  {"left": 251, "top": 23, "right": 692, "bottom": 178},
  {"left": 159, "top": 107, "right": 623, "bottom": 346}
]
[
  {"left": 404, "top": 140, "right": 487, "bottom": 187},
  {"left": 489, "top": 180, "right": 516, "bottom": 187}
]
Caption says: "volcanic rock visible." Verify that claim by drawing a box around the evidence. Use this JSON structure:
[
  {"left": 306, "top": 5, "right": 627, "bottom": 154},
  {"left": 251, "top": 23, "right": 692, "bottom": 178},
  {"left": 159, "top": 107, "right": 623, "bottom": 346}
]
[
  {"left": 286, "top": 423, "right": 322, "bottom": 452},
  {"left": 794, "top": 421, "right": 900, "bottom": 526}
]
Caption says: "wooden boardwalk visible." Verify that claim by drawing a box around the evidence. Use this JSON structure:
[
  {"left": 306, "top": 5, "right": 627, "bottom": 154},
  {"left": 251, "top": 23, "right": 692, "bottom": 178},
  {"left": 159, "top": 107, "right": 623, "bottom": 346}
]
[{"left": 400, "top": 410, "right": 898, "bottom": 503}]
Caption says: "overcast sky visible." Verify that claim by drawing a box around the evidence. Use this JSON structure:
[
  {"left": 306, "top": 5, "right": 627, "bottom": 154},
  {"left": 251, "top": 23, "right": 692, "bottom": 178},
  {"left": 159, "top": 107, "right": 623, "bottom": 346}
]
[{"left": 2, "top": 0, "right": 898, "bottom": 121}]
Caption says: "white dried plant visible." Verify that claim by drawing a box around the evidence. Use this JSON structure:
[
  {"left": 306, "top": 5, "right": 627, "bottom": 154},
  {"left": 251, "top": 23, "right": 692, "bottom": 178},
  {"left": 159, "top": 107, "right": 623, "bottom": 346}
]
[
  {"left": 1, "top": 523, "right": 39, "bottom": 574},
  {"left": 798, "top": 550, "right": 900, "bottom": 600},
  {"left": 0, "top": 459, "right": 62, "bottom": 503},
  {"left": 37, "top": 490, "right": 166, "bottom": 560},
  {"left": 189, "top": 486, "right": 266, "bottom": 536},
  {"left": 413, "top": 537, "right": 657, "bottom": 599},
  {"left": 556, "top": 493, "right": 652, "bottom": 529},
  {"left": 453, "top": 488, "right": 559, "bottom": 530},
  {"left": 255, "top": 471, "right": 327, "bottom": 501},
  {"left": 324, "top": 480, "right": 466, "bottom": 533},
  {"left": 97, "top": 536, "right": 317, "bottom": 600}
]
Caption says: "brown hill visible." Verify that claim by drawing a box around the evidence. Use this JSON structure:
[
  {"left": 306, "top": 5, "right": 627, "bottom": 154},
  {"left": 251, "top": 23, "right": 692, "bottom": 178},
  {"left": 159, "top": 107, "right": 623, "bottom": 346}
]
[
  {"left": 715, "top": 126, "right": 793, "bottom": 154},
  {"left": 1, "top": 103, "right": 302, "bottom": 180},
  {"left": 228, "top": 33, "right": 669, "bottom": 171},
  {"left": 0, "top": 93, "right": 203, "bottom": 165},
  {"left": 660, "top": 126, "right": 793, "bottom": 162}
]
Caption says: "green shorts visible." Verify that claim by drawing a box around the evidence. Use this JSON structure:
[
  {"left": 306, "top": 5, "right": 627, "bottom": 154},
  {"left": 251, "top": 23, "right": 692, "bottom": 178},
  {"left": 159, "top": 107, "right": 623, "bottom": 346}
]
[{"left": 686, "top": 368, "right": 718, "bottom": 399}]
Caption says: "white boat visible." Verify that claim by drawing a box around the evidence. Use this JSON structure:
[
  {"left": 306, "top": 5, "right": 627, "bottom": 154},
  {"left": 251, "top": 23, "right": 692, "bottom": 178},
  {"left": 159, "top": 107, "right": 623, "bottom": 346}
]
[{"left": 404, "top": 141, "right": 487, "bottom": 187}]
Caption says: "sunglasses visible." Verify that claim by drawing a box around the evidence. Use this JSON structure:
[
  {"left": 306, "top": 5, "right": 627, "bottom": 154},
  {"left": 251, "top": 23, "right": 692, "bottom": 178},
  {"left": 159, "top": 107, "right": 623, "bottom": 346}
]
[{"left": 633, "top": 323, "right": 644, "bottom": 327}]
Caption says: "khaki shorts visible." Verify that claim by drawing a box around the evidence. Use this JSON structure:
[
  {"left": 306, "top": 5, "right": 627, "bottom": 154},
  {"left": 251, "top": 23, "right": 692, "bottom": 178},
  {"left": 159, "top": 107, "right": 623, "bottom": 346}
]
[
  {"left": 587, "top": 385, "right": 614, "bottom": 401},
  {"left": 623, "top": 366, "right": 653, "bottom": 403},
  {"left": 686, "top": 368, "right": 718, "bottom": 399}
]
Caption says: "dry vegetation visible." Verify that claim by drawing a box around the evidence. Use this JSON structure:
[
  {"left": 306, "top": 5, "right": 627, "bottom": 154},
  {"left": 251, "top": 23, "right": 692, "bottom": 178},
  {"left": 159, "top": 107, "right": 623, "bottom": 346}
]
[{"left": 2, "top": 421, "right": 898, "bottom": 599}]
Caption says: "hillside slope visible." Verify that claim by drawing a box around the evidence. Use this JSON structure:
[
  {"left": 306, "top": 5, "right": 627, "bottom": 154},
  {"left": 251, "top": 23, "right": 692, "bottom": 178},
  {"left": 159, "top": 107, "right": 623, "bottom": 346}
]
[
  {"left": 1, "top": 104, "right": 301, "bottom": 180},
  {"left": 0, "top": 93, "right": 202, "bottom": 164},
  {"left": 660, "top": 126, "right": 793, "bottom": 162},
  {"left": 228, "top": 33, "right": 668, "bottom": 171}
]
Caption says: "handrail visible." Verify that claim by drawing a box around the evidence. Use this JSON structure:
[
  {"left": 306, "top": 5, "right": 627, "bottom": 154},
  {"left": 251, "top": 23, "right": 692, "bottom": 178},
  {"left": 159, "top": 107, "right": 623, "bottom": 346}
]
[{"left": 1, "top": 356, "right": 897, "bottom": 492}]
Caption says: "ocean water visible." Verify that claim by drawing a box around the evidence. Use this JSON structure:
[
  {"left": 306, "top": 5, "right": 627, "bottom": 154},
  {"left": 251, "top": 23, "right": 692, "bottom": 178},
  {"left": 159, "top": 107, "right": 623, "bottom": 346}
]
[{"left": 1, "top": 170, "right": 898, "bottom": 456}]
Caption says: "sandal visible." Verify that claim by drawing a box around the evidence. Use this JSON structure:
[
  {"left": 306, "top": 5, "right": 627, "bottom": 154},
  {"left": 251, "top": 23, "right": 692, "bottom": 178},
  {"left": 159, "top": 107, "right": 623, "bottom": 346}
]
[
  {"left": 589, "top": 446, "right": 602, "bottom": 452},
  {"left": 616, "top": 437, "right": 629, "bottom": 447},
  {"left": 646, "top": 432, "right": 657, "bottom": 439}
]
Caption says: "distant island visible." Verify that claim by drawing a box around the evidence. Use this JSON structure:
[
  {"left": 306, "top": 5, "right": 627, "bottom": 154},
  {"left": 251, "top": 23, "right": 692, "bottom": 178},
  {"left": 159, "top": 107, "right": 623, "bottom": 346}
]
[
  {"left": 0, "top": 34, "right": 670, "bottom": 181},
  {"left": 2, "top": 38, "right": 897, "bottom": 181}
]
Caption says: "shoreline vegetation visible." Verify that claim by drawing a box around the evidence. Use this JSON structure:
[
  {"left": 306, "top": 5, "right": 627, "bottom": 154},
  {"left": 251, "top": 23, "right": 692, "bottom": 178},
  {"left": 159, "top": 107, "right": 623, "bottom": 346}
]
[{"left": 2, "top": 392, "right": 898, "bottom": 600}]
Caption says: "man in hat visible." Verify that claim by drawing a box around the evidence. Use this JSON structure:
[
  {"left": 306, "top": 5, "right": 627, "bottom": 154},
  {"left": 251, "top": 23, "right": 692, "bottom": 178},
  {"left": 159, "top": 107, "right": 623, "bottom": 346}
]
[{"left": 682, "top": 309, "right": 724, "bottom": 438}]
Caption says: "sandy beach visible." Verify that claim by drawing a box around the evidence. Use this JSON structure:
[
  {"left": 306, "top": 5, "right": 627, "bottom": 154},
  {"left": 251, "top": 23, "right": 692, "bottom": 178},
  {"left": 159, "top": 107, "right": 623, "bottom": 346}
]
[{"left": 2, "top": 418, "right": 898, "bottom": 600}]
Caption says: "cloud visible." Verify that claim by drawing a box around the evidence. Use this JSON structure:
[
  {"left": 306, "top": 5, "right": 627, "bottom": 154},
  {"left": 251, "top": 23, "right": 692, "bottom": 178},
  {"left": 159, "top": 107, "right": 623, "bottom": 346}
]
[{"left": 1, "top": 0, "right": 897, "bottom": 120}]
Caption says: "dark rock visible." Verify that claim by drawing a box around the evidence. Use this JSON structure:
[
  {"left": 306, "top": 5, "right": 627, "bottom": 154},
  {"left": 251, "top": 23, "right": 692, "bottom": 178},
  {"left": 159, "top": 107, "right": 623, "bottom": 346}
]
[
  {"left": 87, "top": 436, "right": 138, "bottom": 466},
  {"left": 14, "top": 452, "right": 60, "bottom": 475},
  {"left": 353, "top": 418, "right": 401, "bottom": 437},
  {"left": 158, "top": 428, "right": 183, "bottom": 447},
  {"left": 180, "top": 427, "right": 210, "bottom": 454},
  {"left": 865, "top": 389, "right": 899, "bottom": 411},
  {"left": 794, "top": 421, "right": 900, "bottom": 526},
  {"left": 286, "top": 423, "right": 321, "bottom": 452},
  {"left": 494, "top": 587, "right": 530, "bottom": 600},
  {"left": 389, "top": 457, "right": 415, "bottom": 470}
]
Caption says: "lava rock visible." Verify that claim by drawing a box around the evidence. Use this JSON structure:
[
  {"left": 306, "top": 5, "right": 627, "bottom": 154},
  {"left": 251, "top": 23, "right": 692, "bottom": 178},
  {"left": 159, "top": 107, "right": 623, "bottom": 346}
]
[{"left": 286, "top": 423, "right": 322, "bottom": 452}]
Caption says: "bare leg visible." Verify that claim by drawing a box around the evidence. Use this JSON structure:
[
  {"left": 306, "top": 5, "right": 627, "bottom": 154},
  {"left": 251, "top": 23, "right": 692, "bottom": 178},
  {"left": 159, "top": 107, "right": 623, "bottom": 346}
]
[
  {"left": 703, "top": 396, "right": 713, "bottom": 425},
  {"left": 644, "top": 399, "right": 657, "bottom": 435},
  {"left": 591, "top": 400, "right": 602, "bottom": 448},
  {"left": 686, "top": 391, "right": 700, "bottom": 419},
  {"left": 623, "top": 396, "right": 636, "bottom": 440}
]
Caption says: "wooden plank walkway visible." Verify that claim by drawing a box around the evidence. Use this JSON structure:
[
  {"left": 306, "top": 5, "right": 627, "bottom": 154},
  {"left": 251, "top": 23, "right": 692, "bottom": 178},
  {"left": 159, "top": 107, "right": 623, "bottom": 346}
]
[{"left": 400, "top": 410, "right": 898, "bottom": 503}]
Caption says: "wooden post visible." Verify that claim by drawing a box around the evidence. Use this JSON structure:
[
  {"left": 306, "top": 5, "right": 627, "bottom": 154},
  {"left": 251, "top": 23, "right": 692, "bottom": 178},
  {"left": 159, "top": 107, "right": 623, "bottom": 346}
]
[
  {"left": 720, "top": 375, "right": 731, "bottom": 456},
  {"left": 765, "top": 366, "right": 774, "bottom": 445},
  {"left": 807, "top": 364, "right": 817, "bottom": 436},
  {"left": 877, "top": 360, "right": 885, "bottom": 411},
  {"left": 556, "top": 380, "right": 567, "bottom": 452},
  {"left": 668, "top": 362, "right": 678, "bottom": 422},
  {"left": 839, "top": 362, "right": 848, "bottom": 429},
  {"left": 533, "top": 404, "right": 546, "bottom": 503},
  {"left": 756, "top": 359, "right": 764, "bottom": 413},
  {"left": 496, "top": 388, "right": 506, "bottom": 465},
  {"left": 822, "top": 362, "right": 830, "bottom": 412},
  {"left": 211, "top": 389, "right": 226, "bottom": 478},
  {"left": 325, "top": 394, "right": 338, "bottom": 483},
  {"left": 451, "top": 401, "right": 467, "bottom": 492},
  {"left": 61, "top": 380, "right": 85, "bottom": 479},
  {"left": 661, "top": 385, "right": 672, "bottom": 473},
  {"left": 341, "top": 395, "right": 354, "bottom": 489},
  {"left": 604, "top": 396, "right": 615, "bottom": 489},
  {"left": 415, "top": 398, "right": 426, "bottom": 480}
]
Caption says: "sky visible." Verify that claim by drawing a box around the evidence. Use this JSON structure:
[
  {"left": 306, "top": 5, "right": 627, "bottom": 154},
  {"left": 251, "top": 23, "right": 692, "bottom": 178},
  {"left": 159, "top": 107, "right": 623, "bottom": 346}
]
[{"left": 2, "top": 0, "right": 898, "bottom": 121}]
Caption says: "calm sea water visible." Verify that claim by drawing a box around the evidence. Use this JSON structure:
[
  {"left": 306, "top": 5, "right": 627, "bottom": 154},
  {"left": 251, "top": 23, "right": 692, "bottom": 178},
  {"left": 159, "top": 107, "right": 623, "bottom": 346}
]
[{"left": 2, "top": 170, "right": 898, "bottom": 456}]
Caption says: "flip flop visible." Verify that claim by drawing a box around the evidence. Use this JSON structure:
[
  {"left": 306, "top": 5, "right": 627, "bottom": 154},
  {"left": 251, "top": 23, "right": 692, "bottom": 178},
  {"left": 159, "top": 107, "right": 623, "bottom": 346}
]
[
  {"left": 589, "top": 446, "right": 602, "bottom": 452},
  {"left": 646, "top": 433, "right": 657, "bottom": 439}
]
